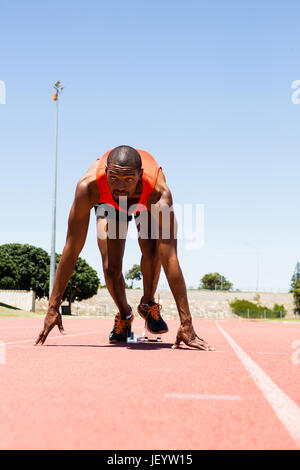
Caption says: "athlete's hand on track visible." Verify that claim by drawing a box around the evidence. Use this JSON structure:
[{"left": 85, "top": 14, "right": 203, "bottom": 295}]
[
  {"left": 34, "top": 307, "right": 66, "bottom": 345},
  {"left": 172, "top": 323, "right": 215, "bottom": 351}
]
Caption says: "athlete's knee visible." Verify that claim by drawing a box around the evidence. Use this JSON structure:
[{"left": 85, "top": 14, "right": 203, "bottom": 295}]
[
  {"left": 139, "top": 239, "right": 158, "bottom": 259},
  {"left": 103, "top": 262, "right": 123, "bottom": 280}
]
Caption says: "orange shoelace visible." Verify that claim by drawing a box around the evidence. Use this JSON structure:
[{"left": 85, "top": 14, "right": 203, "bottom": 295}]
[
  {"left": 114, "top": 313, "right": 130, "bottom": 334},
  {"left": 144, "top": 303, "right": 162, "bottom": 321}
]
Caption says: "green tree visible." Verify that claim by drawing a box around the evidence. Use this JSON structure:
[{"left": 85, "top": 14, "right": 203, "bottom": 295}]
[
  {"left": 125, "top": 264, "right": 142, "bottom": 288},
  {"left": 0, "top": 244, "right": 100, "bottom": 311},
  {"left": 199, "top": 272, "right": 233, "bottom": 291},
  {"left": 0, "top": 243, "right": 50, "bottom": 298},
  {"left": 293, "top": 278, "right": 300, "bottom": 315},
  {"left": 54, "top": 255, "right": 100, "bottom": 310},
  {"left": 0, "top": 251, "right": 19, "bottom": 289},
  {"left": 290, "top": 262, "right": 300, "bottom": 293}
]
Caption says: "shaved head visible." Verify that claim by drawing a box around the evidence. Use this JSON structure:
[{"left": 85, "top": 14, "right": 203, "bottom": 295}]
[{"left": 107, "top": 145, "right": 142, "bottom": 170}]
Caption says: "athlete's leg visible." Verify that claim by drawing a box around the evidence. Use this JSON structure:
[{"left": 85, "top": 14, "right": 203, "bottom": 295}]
[
  {"left": 97, "top": 217, "right": 131, "bottom": 318},
  {"left": 135, "top": 210, "right": 161, "bottom": 304},
  {"left": 135, "top": 211, "right": 168, "bottom": 334},
  {"left": 138, "top": 238, "right": 161, "bottom": 304}
]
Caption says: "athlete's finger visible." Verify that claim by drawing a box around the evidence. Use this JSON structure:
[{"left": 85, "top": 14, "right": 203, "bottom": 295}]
[
  {"left": 190, "top": 337, "right": 215, "bottom": 351},
  {"left": 34, "top": 330, "right": 46, "bottom": 346},
  {"left": 57, "top": 317, "right": 66, "bottom": 335},
  {"left": 171, "top": 330, "right": 182, "bottom": 349},
  {"left": 189, "top": 340, "right": 209, "bottom": 350},
  {"left": 34, "top": 321, "right": 55, "bottom": 345}
]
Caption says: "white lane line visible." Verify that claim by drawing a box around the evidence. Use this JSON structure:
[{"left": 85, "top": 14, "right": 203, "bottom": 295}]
[
  {"left": 164, "top": 393, "right": 242, "bottom": 401},
  {"left": 216, "top": 322, "right": 300, "bottom": 448},
  {"left": 0, "top": 319, "right": 110, "bottom": 331},
  {"left": 4, "top": 329, "right": 108, "bottom": 345}
]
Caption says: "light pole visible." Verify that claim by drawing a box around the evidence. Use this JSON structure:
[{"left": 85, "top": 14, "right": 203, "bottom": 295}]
[
  {"left": 220, "top": 275, "right": 224, "bottom": 291},
  {"left": 256, "top": 249, "right": 260, "bottom": 292},
  {"left": 49, "top": 81, "right": 64, "bottom": 297}
]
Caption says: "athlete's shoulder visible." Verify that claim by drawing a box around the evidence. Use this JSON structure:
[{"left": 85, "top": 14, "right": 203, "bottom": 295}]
[
  {"left": 154, "top": 168, "right": 169, "bottom": 194},
  {"left": 147, "top": 168, "right": 172, "bottom": 206},
  {"left": 75, "top": 161, "right": 99, "bottom": 206}
]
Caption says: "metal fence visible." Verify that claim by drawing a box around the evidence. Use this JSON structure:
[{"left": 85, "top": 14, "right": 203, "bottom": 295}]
[{"left": 234, "top": 309, "right": 288, "bottom": 319}]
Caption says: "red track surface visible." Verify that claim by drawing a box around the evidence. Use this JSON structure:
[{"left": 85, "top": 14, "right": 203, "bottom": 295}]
[{"left": 0, "top": 317, "right": 300, "bottom": 450}]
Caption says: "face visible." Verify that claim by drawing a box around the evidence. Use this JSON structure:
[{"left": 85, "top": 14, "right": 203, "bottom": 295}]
[{"left": 106, "top": 164, "right": 143, "bottom": 201}]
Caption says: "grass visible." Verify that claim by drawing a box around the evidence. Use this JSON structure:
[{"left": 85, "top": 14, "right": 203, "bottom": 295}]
[
  {"left": 0, "top": 302, "right": 44, "bottom": 317},
  {"left": 260, "top": 317, "right": 300, "bottom": 322},
  {"left": 0, "top": 303, "right": 75, "bottom": 318}
]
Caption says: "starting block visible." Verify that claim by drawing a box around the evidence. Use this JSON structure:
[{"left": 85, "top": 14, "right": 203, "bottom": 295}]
[
  {"left": 142, "top": 324, "right": 162, "bottom": 342},
  {"left": 126, "top": 326, "right": 162, "bottom": 344},
  {"left": 127, "top": 331, "right": 145, "bottom": 344}
]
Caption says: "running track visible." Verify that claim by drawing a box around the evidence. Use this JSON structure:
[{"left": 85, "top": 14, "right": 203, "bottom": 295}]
[{"left": 0, "top": 317, "right": 300, "bottom": 450}]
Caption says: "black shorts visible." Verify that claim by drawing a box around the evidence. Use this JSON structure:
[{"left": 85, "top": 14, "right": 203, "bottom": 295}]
[{"left": 94, "top": 203, "right": 133, "bottom": 222}]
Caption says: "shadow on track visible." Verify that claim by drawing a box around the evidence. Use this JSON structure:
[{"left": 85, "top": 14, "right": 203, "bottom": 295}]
[
  {"left": 45, "top": 343, "right": 205, "bottom": 350},
  {"left": 45, "top": 342, "right": 174, "bottom": 350}
]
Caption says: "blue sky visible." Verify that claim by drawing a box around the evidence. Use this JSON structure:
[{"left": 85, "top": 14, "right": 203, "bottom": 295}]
[{"left": 0, "top": 0, "right": 300, "bottom": 291}]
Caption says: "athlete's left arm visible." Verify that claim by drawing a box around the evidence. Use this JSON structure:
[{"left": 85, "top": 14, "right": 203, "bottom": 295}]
[{"left": 150, "top": 172, "right": 214, "bottom": 351}]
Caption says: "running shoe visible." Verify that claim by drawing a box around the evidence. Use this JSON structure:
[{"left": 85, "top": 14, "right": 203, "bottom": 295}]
[
  {"left": 137, "top": 301, "right": 168, "bottom": 334},
  {"left": 109, "top": 309, "right": 134, "bottom": 343}
]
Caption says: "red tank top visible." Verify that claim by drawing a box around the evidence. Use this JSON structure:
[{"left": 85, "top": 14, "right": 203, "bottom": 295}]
[{"left": 95, "top": 149, "right": 161, "bottom": 214}]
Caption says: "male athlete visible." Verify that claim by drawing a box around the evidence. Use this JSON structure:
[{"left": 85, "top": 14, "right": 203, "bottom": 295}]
[{"left": 35, "top": 145, "right": 214, "bottom": 350}]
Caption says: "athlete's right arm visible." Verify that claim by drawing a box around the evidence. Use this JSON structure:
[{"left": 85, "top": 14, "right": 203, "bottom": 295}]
[{"left": 35, "top": 179, "right": 93, "bottom": 345}]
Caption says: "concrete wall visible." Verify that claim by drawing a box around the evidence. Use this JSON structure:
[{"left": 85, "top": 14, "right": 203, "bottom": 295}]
[
  {"left": 35, "top": 289, "right": 295, "bottom": 318},
  {"left": 0, "top": 290, "right": 36, "bottom": 312}
]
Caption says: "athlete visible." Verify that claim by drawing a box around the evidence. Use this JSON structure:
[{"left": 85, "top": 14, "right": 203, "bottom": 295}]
[{"left": 35, "top": 145, "right": 214, "bottom": 350}]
